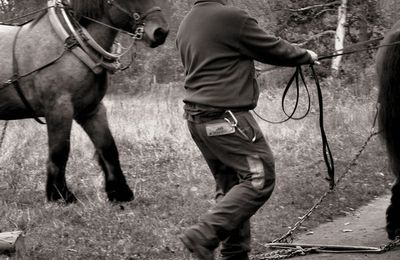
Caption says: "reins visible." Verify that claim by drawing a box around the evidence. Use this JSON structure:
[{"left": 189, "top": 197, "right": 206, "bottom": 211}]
[
  {"left": 254, "top": 64, "right": 335, "bottom": 189},
  {"left": 253, "top": 67, "right": 311, "bottom": 125},
  {"left": 0, "top": 6, "right": 52, "bottom": 25},
  {"left": 311, "top": 64, "right": 335, "bottom": 189},
  {"left": 318, "top": 39, "right": 400, "bottom": 61},
  {"left": 254, "top": 37, "right": 400, "bottom": 189},
  {"left": 79, "top": 15, "right": 138, "bottom": 38},
  {"left": 256, "top": 37, "right": 400, "bottom": 74}
]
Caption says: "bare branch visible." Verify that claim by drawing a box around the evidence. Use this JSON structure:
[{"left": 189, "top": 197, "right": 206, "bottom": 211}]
[
  {"left": 288, "top": 1, "right": 341, "bottom": 12},
  {"left": 315, "top": 8, "right": 337, "bottom": 17},
  {"left": 295, "top": 30, "right": 336, "bottom": 46}
]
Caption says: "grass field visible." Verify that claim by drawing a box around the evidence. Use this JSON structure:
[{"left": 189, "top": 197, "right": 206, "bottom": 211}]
[{"left": 0, "top": 79, "right": 395, "bottom": 259}]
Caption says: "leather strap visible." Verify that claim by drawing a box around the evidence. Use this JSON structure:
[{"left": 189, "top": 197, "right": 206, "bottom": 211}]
[
  {"left": 48, "top": 0, "right": 104, "bottom": 74},
  {"left": 11, "top": 26, "right": 46, "bottom": 125}
]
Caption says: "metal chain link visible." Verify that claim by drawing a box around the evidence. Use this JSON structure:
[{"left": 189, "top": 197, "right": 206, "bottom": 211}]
[
  {"left": 271, "top": 129, "right": 379, "bottom": 244},
  {"left": 251, "top": 247, "right": 316, "bottom": 260},
  {"left": 251, "top": 132, "right": 400, "bottom": 260},
  {"left": 380, "top": 236, "right": 400, "bottom": 253},
  {"left": 251, "top": 238, "right": 400, "bottom": 260},
  {"left": 251, "top": 111, "right": 385, "bottom": 260}
]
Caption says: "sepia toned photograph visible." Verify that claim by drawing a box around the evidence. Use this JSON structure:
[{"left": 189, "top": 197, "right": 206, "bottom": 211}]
[{"left": 0, "top": 0, "right": 399, "bottom": 259}]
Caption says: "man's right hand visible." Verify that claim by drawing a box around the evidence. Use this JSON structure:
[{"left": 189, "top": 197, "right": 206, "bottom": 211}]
[{"left": 306, "top": 50, "right": 319, "bottom": 64}]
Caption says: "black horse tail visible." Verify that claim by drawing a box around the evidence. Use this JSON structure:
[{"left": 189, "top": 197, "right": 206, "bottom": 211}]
[{"left": 376, "top": 21, "right": 400, "bottom": 177}]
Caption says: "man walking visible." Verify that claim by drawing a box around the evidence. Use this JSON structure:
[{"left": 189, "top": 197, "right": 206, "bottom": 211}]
[{"left": 176, "top": 1, "right": 318, "bottom": 259}]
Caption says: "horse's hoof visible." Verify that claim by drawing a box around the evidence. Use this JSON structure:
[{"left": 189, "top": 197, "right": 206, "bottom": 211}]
[
  {"left": 386, "top": 223, "right": 400, "bottom": 240},
  {"left": 387, "top": 229, "right": 398, "bottom": 240},
  {"left": 106, "top": 184, "right": 134, "bottom": 202},
  {"left": 386, "top": 221, "right": 400, "bottom": 240},
  {"left": 386, "top": 203, "right": 400, "bottom": 240},
  {"left": 63, "top": 192, "right": 78, "bottom": 203},
  {"left": 47, "top": 186, "right": 77, "bottom": 204}
]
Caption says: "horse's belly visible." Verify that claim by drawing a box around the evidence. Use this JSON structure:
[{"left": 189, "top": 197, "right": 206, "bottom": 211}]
[{"left": 0, "top": 86, "right": 34, "bottom": 119}]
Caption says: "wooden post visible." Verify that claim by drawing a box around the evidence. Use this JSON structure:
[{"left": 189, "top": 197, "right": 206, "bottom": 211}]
[{"left": 0, "top": 231, "right": 25, "bottom": 257}]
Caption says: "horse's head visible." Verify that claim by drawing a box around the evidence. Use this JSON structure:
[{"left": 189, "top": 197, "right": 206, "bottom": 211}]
[
  {"left": 68, "top": 0, "right": 169, "bottom": 48},
  {"left": 106, "top": 0, "right": 169, "bottom": 48}
]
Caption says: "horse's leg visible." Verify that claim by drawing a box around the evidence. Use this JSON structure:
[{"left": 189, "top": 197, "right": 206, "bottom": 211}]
[
  {"left": 377, "top": 21, "right": 400, "bottom": 240},
  {"left": 45, "top": 99, "right": 77, "bottom": 203},
  {"left": 386, "top": 160, "right": 400, "bottom": 240},
  {"left": 75, "top": 103, "right": 134, "bottom": 202}
]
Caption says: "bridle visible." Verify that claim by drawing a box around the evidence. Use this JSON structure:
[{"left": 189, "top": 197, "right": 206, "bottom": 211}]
[
  {"left": 104, "top": 0, "right": 162, "bottom": 40},
  {"left": 106, "top": 0, "right": 161, "bottom": 22},
  {"left": 106, "top": 0, "right": 161, "bottom": 39},
  {"left": 48, "top": 0, "right": 164, "bottom": 73}
]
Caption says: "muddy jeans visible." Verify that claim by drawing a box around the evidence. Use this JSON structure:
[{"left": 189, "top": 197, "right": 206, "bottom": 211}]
[{"left": 187, "top": 111, "right": 276, "bottom": 258}]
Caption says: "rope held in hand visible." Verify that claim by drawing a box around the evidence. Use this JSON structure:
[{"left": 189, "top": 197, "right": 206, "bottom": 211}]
[
  {"left": 310, "top": 64, "right": 335, "bottom": 189},
  {"left": 254, "top": 65, "right": 335, "bottom": 189}
]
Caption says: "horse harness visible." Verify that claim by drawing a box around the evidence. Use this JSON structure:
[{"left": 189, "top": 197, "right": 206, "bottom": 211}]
[
  {"left": 1, "top": 25, "right": 46, "bottom": 124},
  {"left": 51, "top": 0, "right": 161, "bottom": 73},
  {"left": 0, "top": 0, "right": 160, "bottom": 125}
]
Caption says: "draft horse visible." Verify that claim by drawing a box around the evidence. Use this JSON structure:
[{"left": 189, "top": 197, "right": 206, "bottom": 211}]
[
  {"left": 0, "top": 0, "right": 169, "bottom": 203},
  {"left": 376, "top": 20, "right": 400, "bottom": 240}
]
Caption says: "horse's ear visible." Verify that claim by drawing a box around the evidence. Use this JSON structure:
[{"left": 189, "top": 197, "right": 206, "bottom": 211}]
[{"left": 68, "top": 0, "right": 105, "bottom": 19}]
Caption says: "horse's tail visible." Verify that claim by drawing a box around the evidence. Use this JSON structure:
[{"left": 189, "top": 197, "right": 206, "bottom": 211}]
[{"left": 377, "top": 21, "right": 400, "bottom": 175}]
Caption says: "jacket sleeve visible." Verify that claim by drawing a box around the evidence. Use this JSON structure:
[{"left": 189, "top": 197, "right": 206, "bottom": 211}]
[{"left": 237, "top": 17, "right": 313, "bottom": 66}]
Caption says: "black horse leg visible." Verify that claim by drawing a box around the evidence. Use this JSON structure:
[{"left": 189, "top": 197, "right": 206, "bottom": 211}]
[
  {"left": 75, "top": 103, "right": 134, "bottom": 202},
  {"left": 387, "top": 175, "right": 400, "bottom": 240},
  {"left": 45, "top": 102, "right": 77, "bottom": 203}
]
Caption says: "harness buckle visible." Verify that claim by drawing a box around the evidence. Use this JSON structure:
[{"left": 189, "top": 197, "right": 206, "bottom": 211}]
[
  {"left": 134, "top": 26, "right": 144, "bottom": 40},
  {"left": 8, "top": 74, "right": 20, "bottom": 84},
  {"left": 133, "top": 12, "right": 141, "bottom": 22},
  {"left": 64, "top": 35, "right": 78, "bottom": 50},
  {"left": 4, "top": 79, "right": 13, "bottom": 86}
]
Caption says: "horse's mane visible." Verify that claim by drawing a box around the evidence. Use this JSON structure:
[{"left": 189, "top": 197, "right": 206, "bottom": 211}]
[{"left": 68, "top": 0, "right": 105, "bottom": 19}]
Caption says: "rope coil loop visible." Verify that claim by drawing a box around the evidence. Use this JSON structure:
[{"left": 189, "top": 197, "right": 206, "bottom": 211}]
[{"left": 254, "top": 65, "right": 335, "bottom": 188}]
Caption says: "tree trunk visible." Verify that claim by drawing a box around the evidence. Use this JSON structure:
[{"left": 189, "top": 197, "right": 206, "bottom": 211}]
[
  {"left": 331, "top": 0, "right": 348, "bottom": 76},
  {"left": 0, "top": 231, "right": 25, "bottom": 257}
]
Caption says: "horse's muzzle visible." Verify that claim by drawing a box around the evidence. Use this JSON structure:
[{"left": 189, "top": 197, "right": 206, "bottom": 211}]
[{"left": 144, "top": 22, "right": 169, "bottom": 48}]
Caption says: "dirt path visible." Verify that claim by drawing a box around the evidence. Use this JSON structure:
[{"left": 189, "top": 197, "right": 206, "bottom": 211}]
[{"left": 282, "top": 195, "right": 400, "bottom": 259}]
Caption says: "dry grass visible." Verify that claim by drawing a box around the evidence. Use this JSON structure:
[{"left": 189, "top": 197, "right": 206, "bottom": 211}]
[{"left": 0, "top": 80, "right": 395, "bottom": 259}]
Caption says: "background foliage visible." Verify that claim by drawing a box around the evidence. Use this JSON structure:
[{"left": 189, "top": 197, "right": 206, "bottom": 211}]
[{"left": 1, "top": 0, "right": 399, "bottom": 93}]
